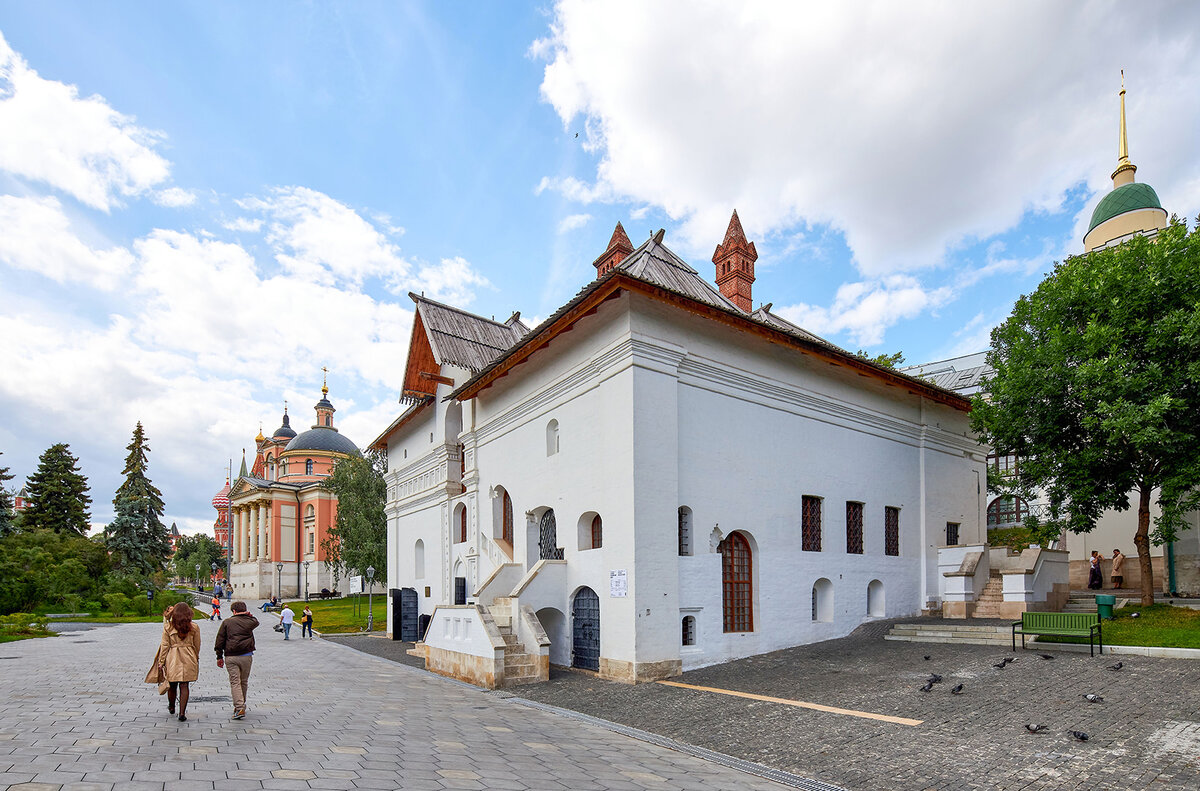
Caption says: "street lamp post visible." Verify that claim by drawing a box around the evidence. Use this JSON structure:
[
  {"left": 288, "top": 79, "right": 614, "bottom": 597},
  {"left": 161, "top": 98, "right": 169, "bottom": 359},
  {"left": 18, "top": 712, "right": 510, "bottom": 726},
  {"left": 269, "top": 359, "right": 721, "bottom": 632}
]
[
  {"left": 194, "top": 564, "right": 200, "bottom": 590},
  {"left": 211, "top": 562, "right": 218, "bottom": 593},
  {"left": 365, "top": 566, "right": 375, "bottom": 632},
  {"left": 275, "top": 562, "right": 283, "bottom": 600},
  {"left": 304, "top": 561, "right": 310, "bottom": 602}
]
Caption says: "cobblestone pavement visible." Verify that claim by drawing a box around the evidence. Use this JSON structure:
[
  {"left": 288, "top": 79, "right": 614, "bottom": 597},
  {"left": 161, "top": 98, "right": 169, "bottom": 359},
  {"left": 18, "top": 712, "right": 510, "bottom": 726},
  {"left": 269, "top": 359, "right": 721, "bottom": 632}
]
[
  {"left": 0, "top": 622, "right": 815, "bottom": 791},
  {"left": 340, "top": 622, "right": 1200, "bottom": 791}
]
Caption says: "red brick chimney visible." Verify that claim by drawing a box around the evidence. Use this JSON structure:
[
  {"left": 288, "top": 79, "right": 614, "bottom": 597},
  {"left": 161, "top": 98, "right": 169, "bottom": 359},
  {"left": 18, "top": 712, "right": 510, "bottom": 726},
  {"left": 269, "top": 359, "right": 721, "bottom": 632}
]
[
  {"left": 713, "top": 210, "right": 757, "bottom": 312},
  {"left": 593, "top": 222, "right": 634, "bottom": 278}
]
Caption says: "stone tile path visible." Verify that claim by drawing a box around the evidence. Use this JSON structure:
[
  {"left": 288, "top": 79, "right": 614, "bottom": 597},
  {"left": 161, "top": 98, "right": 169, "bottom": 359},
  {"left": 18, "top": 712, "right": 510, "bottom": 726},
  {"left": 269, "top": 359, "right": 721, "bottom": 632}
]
[{"left": 0, "top": 622, "right": 816, "bottom": 791}]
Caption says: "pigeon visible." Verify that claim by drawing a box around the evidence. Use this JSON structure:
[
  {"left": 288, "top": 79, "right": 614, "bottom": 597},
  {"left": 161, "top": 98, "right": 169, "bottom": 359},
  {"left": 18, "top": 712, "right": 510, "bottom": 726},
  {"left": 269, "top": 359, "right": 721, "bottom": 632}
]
[
  {"left": 992, "top": 661, "right": 1008, "bottom": 669},
  {"left": 1084, "top": 693, "right": 1104, "bottom": 703},
  {"left": 1038, "top": 653, "right": 1056, "bottom": 660},
  {"left": 924, "top": 655, "right": 931, "bottom": 661},
  {"left": 950, "top": 684, "right": 964, "bottom": 694},
  {"left": 1025, "top": 724, "right": 1048, "bottom": 733},
  {"left": 927, "top": 674, "right": 943, "bottom": 684},
  {"left": 1106, "top": 662, "right": 1124, "bottom": 671},
  {"left": 919, "top": 681, "right": 934, "bottom": 692},
  {"left": 1003, "top": 657, "right": 1017, "bottom": 664},
  {"left": 1068, "top": 730, "right": 1089, "bottom": 742}
]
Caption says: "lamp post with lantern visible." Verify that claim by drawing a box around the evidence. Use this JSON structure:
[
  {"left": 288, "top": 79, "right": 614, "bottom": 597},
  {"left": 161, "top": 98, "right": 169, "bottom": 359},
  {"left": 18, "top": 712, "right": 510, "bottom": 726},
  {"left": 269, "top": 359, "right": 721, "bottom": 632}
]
[
  {"left": 275, "top": 562, "right": 284, "bottom": 600},
  {"left": 304, "top": 560, "right": 311, "bottom": 602},
  {"left": 365, "top": 566, "right": 375, "bottom": 632}
]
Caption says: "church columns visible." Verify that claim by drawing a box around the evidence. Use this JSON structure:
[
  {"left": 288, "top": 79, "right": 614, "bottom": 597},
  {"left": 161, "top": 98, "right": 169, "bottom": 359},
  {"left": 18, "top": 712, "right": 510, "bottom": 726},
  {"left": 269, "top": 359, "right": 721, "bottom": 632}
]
[
  {"left": 232, "top": 507, "right": 242, "bottom": 563},
  {"left": 249, "top": 507, "right": 259, "bottom": 561},
  {"left": 240, "top": 507, "right": 249, "bottom": 562},
  {"left": 258, "top": 502, "right": 269, "bottom": 560}
]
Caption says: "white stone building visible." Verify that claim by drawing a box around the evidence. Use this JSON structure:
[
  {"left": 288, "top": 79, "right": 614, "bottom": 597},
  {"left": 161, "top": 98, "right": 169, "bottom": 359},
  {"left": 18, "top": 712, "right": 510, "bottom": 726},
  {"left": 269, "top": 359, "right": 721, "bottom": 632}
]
[{"left": 377, "top": 215, "right": 987, "bottom": 684}]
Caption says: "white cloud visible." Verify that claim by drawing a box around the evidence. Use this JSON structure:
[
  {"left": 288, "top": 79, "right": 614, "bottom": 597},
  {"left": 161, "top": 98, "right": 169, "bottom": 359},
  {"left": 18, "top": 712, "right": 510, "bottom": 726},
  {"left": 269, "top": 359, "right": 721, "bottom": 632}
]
[
  {"left": 532, "top": 1, "right": 1200, "bottom": 276},
  {"left": 222, "top": 216, "right": 263, "bottom": 233},
  {"left": 776, "top": 275, "right": 953, "bottom": 347},
  {"left": 557, "top": 212, "right": 592, "bottom": 233},
  {"left": 0, "top": 194, "right": 132, "bottom": 289},
  {"left": 152, "top": 186, "right": 196, "bottom": 207},
  {"left": 0, "top": 31, "right": 170, "bottom": 210},
  {"left": 414, "top": 256, "right": 492, "bottom": 306}
]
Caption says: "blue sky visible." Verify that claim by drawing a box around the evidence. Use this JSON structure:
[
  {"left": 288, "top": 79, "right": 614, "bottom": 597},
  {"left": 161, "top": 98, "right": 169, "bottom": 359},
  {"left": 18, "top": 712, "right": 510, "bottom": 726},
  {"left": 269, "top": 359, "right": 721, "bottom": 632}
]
[{"left": 2, "top": 1, "right": 1199, "bottom": 536}]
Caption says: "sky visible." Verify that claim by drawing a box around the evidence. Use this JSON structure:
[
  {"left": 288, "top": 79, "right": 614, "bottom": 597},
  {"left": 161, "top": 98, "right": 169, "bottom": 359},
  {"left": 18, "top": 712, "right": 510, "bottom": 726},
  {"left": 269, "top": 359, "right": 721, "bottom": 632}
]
[{"left": 1, "top": 1, "right": 1199, "bottom": 537}]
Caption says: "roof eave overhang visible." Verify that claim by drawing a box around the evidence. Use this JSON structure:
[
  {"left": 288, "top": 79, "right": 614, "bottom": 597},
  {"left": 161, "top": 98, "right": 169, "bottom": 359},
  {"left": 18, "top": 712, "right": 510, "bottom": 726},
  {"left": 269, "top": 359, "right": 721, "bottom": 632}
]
[
  {"left": 369, "top": 397, "right": 434, "bottom": 451},
  {"left": 449, "top": 273, "right": 970, "bottom": 411}
]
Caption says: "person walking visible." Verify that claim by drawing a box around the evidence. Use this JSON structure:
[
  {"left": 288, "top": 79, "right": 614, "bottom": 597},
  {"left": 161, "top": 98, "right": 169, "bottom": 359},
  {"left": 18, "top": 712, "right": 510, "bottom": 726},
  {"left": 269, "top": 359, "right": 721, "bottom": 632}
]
[
  {"left": 278, "top": 603, "right": 295, "bottom": 640},
  {"left": 214, "top": 600, "right": 259, "bottom": 720},
  {"left": 158, "top": 602, "right": 201, "bottom": 721},
  {"left": 300, "top": 605, "right": 314, "bottom": 640},
  {"left": 210, "top": 595, "right": 222, "bottom": 621},
  {"left": 1111, "top": 548, "right": 1126, "bottom": 590}
]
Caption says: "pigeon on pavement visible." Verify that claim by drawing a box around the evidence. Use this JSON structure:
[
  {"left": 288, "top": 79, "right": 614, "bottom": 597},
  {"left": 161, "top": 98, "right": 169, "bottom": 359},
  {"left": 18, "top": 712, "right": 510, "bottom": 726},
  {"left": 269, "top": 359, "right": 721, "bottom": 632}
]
[
  {"left": 1084, "top": 693, "right": 1104, "bottom": 703},
  {"left": 1038, "top": 653, "right": 1056, "bottom": 660},
  {"left": 927, "top": 674, "right": 943, "bottom": 684},
  {"left": 920, "top": 681, "right": 934, "bottom": 692},
  {"left": 1106, "top": 662, "right": 1124, "bottom": 671},
  {"left": 1068, "top": 730, "right": 1089, "bottom": 741},
  {"left": 924, "top": 655, "right": 931, "bottom": 661},
  {"left": 950, "top": 684, "right": 964, "bottom": 694},
  {"left": 992, "top": 661, "right": 1007, "bottom": 669},
  {"left": 1025, "top": 724, "right": 1048, "bottom": 733}
]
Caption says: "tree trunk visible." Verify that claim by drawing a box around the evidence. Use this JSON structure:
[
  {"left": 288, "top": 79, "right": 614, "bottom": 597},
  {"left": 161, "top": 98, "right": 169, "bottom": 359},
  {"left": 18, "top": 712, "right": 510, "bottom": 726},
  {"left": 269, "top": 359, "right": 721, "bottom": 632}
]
[{"left": 1134, "top": 484, "right": 1155, "bottom": 606}]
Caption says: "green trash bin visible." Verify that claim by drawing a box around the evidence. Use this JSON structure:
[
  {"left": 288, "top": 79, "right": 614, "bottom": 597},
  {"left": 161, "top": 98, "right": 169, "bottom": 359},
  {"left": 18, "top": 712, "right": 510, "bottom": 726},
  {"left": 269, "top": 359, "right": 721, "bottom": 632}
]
[{"left": 1096, "top": 594, "right": 1116, "bottom": 620}]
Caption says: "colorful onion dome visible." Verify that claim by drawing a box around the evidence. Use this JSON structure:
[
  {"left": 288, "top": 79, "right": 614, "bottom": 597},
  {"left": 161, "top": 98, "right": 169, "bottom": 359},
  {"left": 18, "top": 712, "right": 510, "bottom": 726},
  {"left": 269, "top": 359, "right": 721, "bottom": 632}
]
[{"left": 211, "top": 482, "right": 230, "bottom": 509}]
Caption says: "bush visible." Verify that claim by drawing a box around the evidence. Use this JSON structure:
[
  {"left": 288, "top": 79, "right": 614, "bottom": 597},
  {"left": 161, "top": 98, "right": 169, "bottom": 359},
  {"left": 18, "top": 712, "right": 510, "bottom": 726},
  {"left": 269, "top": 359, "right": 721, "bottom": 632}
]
[
  {"left": 132, "top": 596, "right": 152, "bottom": 616},
  {"left": 85, "top": 600, "right": 102, "bottom": 616},
  {"left": 0, "top": 613, "right": 51, "bottom": 635},
  {"left": 102, "top": 593, "right": 131, "bottom": 617},
  {"left": 152, "top": 590, "right": 192, "bottom": 614},
  {"left": 60, "top": 594, "right": 82, "bottom": 614}
]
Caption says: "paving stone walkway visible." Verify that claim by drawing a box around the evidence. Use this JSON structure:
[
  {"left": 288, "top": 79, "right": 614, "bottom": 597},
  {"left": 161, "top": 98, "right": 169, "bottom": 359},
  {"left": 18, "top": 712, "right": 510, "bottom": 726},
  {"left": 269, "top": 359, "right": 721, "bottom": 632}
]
[{"left": 0, "top": 621, "right": 814, "bottom": 791}]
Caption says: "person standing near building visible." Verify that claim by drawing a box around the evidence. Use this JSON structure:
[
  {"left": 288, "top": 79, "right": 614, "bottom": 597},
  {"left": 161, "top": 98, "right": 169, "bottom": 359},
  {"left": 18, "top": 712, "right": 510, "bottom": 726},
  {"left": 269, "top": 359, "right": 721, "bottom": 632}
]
[
  {"left": 1111, "top": 548, "right": 1126, "bottom": 590},
  {"left": 214, "top": 601, "right": 258, "bottom": 720},
  {"left": 278, "top": 603, "right": 295, "bottom": 640}
]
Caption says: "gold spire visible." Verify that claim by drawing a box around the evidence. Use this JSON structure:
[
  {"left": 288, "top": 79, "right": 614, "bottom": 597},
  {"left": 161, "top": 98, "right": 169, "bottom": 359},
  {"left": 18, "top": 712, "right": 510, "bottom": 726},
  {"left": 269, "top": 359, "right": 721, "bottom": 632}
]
[
  {"left": 255, "top": 423, "right": 265, "bottom": 442},
  {"left": 321, "top": 366, "right": 329, "bottom": 396},
  {"left": 1112, "top": 69, "right": 1137, "bottom": 185}
]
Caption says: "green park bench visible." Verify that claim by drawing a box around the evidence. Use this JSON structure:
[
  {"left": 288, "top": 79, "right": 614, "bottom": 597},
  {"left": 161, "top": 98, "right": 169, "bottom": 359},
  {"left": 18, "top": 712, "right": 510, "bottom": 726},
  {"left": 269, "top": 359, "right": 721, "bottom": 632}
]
[{"left": 1012, "top": 611, "right": 1103, "bottom": 656}]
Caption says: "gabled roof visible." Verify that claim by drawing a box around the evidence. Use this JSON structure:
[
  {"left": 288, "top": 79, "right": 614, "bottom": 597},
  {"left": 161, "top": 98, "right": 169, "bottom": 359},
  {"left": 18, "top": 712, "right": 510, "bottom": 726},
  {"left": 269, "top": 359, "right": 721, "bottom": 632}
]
[
  {"left": 448, "top": 231, "right": 971, "bottom": 411},
  {"left": 412, "top": 293, "right": 529, "bottom": 372}
]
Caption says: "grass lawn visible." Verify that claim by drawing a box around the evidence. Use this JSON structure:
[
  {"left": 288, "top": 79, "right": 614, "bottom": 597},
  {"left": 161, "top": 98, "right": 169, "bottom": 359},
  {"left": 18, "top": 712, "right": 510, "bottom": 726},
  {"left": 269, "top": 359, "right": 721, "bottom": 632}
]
[
  {"left": 1038, "top": 603, "right": 1200, "bottom": 649},
  {"left": 52, "top": 615, "right": 166, "bottom": 624},
  {"left": 0, "top": 633, "right": 56, "bottom": 643},
  {"left": 281, "top": 594, "right": 387, "bottom": 634}
]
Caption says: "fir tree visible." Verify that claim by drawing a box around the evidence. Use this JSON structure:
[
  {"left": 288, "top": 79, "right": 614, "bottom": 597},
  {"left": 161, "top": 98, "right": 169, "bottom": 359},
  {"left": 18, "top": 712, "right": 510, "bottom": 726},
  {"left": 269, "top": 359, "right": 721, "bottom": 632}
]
[
  {"left": 22, "top": 443, "right": 92, "bottom": 535},
  {"left": 106, "top": 423, "right": 171, "bottom": 573},
  {"left": 0, "top": 451, "right": 15, "bottom": 537}
]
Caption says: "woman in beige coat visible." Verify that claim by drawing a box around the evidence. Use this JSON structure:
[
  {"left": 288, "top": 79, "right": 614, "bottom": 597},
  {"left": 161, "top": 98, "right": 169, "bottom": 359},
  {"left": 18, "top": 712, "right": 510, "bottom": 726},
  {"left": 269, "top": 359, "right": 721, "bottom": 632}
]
[{"left": 159, "top": 603, "right": 201, "bottom": 721}]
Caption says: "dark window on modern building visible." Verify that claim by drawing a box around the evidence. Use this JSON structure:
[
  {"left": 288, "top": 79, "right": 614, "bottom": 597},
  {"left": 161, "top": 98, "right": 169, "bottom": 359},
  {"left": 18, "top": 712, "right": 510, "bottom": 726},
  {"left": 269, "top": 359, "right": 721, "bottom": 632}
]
[
  {"left": 846, "top": 501, "right": 864, "bottom": 554},
  {"left": 884, "top": 506, "right": 900, "bottom": 556},
  {"left": 802, "top": 495, "right": 822, "bottom": 552}
]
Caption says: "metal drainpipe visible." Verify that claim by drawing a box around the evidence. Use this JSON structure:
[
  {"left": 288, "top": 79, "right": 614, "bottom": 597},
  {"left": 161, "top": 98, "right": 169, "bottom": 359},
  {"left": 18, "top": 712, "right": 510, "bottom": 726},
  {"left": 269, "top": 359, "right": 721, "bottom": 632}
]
[{"left": 1167, "top": 540, "right": 1177, "bottom": 595}]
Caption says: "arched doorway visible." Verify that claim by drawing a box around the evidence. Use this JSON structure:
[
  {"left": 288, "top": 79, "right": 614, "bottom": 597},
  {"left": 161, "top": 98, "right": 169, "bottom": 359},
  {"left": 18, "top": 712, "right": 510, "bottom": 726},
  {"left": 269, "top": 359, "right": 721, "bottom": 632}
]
[
  {"left": 571, "top": 587, "right": 600, "bottom": 671},
  {"left": 539, "top": 509, "right": 563, "bottom": 560}
]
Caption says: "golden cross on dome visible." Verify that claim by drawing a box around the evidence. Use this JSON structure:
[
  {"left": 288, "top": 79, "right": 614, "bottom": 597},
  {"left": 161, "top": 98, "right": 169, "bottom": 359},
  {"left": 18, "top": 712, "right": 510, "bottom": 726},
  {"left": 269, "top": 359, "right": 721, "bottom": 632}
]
[{"left": 321, "top": 366, "right": 329, "bottom": 395}]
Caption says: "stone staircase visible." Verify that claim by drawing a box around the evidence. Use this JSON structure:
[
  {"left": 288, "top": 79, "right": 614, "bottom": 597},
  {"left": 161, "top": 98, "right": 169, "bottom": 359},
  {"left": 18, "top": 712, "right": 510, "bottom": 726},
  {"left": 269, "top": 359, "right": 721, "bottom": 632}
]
[
  {"left": 884, "top": 622, "right": 1012, "bottom": 646},
  {"left": 490, "top": 599, "right": 542, "bottom": 687},
  {"left": 1063, "top": 592, "right": 1098, "bottom": 613},
  {"left": 970, "top": 572, "right": 1005, "bottom": 619}
]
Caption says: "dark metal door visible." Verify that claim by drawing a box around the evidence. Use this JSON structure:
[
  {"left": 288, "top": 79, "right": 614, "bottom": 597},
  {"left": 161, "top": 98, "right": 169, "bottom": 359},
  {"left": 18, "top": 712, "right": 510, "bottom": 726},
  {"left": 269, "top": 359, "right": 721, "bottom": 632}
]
[
  {"left": 572, "top": 587, "right": 600, "bottom": 671},
  {"left": 539, "top": 509, "right": 563, "bottom": 560},
  {"left": 454, "top": 576, "right": 466, "bottom": 605},
  {"left": 398, "top": 587, "right": 418, "bottom": 641}
]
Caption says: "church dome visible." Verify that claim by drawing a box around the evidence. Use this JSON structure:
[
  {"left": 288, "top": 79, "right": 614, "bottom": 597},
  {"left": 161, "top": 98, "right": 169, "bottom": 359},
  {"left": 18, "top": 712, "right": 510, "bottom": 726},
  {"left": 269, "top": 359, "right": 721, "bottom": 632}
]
[
  {"left": 211, "top": 483, "right": 230, "bottom": 509},
  {"left": 1088, "top": 182, "right": 1163, "bottom": 233},
  {"left": 285, "top": 427, "right": 361, "bottom": 457},
  {"left": 272, "top": 410, "right": 297, "bottom": 440}
]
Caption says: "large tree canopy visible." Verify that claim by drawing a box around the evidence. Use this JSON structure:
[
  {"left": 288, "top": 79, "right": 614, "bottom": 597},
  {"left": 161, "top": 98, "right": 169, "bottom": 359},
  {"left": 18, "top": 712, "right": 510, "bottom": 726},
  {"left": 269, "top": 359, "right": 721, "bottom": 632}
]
[
  {"left": 320, "top": 450, "right": 386, "bottom": 587},
  {"left": 106, "top": 423, "right": 171, "bottom": 574},
  {"left": 171, "top": 533, "right": 226, "bottom": 584},
  {"left": 971, "top": 218, "right": 1200, "bottom": 604},
  {"left": 21, "top": 443, "right": 92, "bottom": 536}
]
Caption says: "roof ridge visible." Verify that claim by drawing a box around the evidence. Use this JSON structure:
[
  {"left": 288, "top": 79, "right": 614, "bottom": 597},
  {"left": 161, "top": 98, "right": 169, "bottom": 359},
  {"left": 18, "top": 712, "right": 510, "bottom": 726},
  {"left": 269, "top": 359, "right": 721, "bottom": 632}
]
[{"left": 409, "top": 291, "right": 523, "bottom": 331}]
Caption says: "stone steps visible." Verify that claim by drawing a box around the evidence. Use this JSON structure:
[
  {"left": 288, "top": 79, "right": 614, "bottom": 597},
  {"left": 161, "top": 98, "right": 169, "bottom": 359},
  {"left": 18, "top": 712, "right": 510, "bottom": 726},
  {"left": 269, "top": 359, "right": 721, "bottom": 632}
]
[
  {"left": 885, "top": 623, "right": 1012, "bottom": 646},
  {"left": 496, "top": 620, "right": 542, "bottom": 688}
]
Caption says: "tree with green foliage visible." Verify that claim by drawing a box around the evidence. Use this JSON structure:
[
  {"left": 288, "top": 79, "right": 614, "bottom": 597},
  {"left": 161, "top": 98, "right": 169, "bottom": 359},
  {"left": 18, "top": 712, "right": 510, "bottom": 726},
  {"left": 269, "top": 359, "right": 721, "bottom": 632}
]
[
  {"left": 105, "top": 423, "right": 171, "bottom": 574},
  {"left": 21, "top": 444, "right": 92, "bottom": 536},
  {"left": 0, "top": 451, "right": 14, "bottom": 537},
  {"left": 971, "top": 218, "right": 1200, "bottom": 605},
  {"left": 855, "top": 349, "right": 906, "bottom": 369},
  {"left": 320, "top": 450, "right": 387, "bottom": 586},
  {"left": 0, "top": 529, "right": 112, "bottom": 613},
  {"left": 171, "top": 534, "right": 225, "bottom": 586}
]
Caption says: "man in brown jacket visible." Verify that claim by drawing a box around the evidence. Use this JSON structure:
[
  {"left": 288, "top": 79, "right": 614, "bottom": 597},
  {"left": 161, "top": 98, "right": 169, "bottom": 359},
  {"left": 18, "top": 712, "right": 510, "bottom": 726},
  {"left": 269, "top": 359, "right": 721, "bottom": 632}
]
[{"left": 214, "top": 601, "right": 259, "bottom": 719}]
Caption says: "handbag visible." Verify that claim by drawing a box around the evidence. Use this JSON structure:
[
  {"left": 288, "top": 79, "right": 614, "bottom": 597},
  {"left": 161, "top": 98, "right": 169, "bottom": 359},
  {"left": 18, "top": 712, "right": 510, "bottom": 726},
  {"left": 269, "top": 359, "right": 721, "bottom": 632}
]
[
  {"left": 156, "top": 665, "right": 169, "bottom": 695},
  {"left": 273, "top": 623, "right": 284, "bottom": 633}
]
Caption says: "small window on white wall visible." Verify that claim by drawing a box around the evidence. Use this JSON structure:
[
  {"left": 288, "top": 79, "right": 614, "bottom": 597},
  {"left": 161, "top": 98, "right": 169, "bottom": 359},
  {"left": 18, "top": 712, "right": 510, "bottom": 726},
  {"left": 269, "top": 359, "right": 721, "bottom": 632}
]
[
  {"left": 415, "top": 539, "right": 425, "bottom": 579},
  {"left": 678, "top": 507, "right": 692, "bottom": 556},
  {"left": 546, "top": 419, "right": 560, "bottom": 456},
  {"left": 682, "top": 616, "right": 696, "bottom": 646}
]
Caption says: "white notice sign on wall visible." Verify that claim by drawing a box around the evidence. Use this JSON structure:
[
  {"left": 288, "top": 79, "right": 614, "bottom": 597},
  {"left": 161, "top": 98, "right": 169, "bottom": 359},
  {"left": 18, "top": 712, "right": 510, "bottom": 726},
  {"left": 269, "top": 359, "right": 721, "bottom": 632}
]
[{"left": 609, "top": 569, "right": 627, "bottom": 598}]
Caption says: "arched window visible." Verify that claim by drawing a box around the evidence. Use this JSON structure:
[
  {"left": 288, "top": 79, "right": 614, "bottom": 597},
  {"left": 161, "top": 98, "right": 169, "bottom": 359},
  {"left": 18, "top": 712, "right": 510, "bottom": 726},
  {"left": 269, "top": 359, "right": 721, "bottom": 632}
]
[
  {"left": 305, "top": 458, "right": 314, "bottom": 476},
  {"left": 987, "top": 496, "right": 1029, "bottom": 528},
  {"left": 457, "top": 443, "right": 466, "bottom": 494},
  {"left": 415, "top": 539, "right": 425, "bottom": 579},
  {"left": 502, "top": 490, "right": 513, "bottom": 545},
  {"left": 682, "top": 615, "right": 696, "bottom": 646},
  {"left": 546, "top": 419, "right": 559, "bottom": 456},
  {"left": 812, "top": 577, "right": 833, "bottom": 622},
  {"left": 455, "top": 504, "right": 467, "bottom": 544},
  {"left": 591, "top": 514, "right": 602, "bottom": 549},
  {"left": 678, "top": 506, "right": 692, "bottom": 556},
  {"left": 280, "top": 459, "right": 287, "bottom": 477},
  {"left": 721, "top": 532, "right": 753, "bottom": 633},
  {"left": 867, "top": 579, "right": 885, "bottom": 617},
  {"left": 539, "top": 509, "right": 562, "bottom": 560}
]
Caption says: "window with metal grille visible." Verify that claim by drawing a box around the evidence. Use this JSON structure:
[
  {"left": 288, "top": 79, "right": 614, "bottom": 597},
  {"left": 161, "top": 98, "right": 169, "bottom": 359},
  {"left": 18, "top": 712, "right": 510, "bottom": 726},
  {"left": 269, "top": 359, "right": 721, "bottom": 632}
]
[
  {"left": 987, "top": 496, "right": 1029, "bottom": 528},
  {"left": 721, "top": 532, "right": 753, "bottom": 633},
  {"left": 682, "top": 615, "right": 696, "bottom": 646},
  {"left": 501, "top": 490, "right": 513, "bottom": 544},
  {"left": 884, "top": 506, "right": 900, "bottom": 556},
  {"left": 946, "top": 522, "right": 960, "bottom": 546},
  {"left": 591, "top": 514, "right": 603, "bottom": 549},
  {"left": 678, "top": 506, "right": 692, "bottom": 556},
  {"left": 802, "top": 496, "right": 822, "bottom": 552},
  {"left": 846, "top": 501, "right": 864, "bottom": 554}
]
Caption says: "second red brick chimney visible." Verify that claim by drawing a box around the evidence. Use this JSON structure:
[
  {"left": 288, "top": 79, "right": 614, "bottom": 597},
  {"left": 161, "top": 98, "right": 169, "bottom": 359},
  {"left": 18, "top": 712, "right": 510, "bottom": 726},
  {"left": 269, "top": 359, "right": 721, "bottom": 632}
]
[
  {"left": 593, "top": 222, "right": 634, "bottom": 278},
  {"left": 713, "top": 210, "right": 757, "bottom": 312}
]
